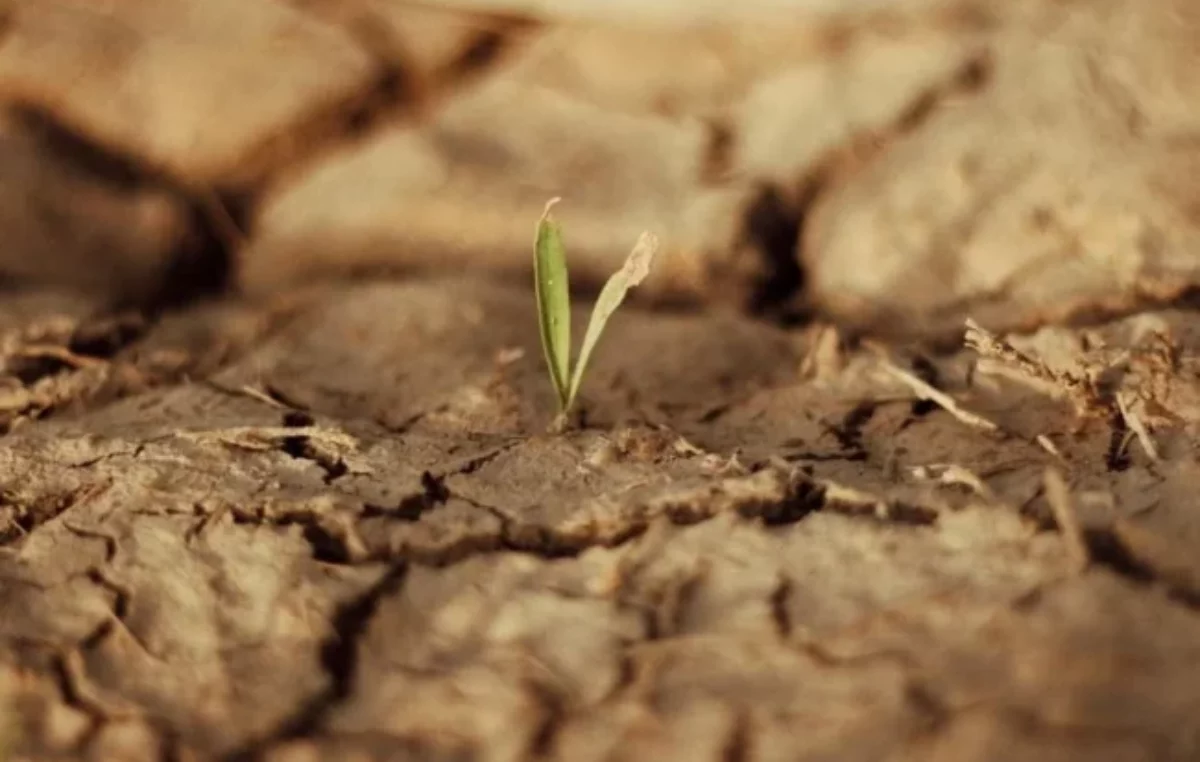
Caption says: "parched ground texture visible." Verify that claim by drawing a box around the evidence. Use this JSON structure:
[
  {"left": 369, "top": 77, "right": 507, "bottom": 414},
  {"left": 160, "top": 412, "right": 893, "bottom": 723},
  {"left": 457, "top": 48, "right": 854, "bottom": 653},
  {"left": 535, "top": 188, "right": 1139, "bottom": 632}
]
[{"left": 2, "top": 0, "right": 1200, "bottom": 760}]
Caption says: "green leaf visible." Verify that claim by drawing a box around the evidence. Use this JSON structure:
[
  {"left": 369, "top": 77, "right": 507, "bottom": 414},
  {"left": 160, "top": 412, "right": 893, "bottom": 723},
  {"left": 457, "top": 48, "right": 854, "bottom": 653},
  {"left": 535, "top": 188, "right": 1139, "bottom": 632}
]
[
  {"left": 566, "top": 231, "right": 659, "bottom": 409},
  {"left": 534, "top": 198, "right": 572, "bottom": 410}
]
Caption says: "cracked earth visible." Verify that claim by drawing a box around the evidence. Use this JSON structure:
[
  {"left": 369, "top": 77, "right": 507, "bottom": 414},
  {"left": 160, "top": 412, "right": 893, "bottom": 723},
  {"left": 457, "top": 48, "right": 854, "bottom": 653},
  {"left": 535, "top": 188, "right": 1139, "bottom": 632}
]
[{"left": 2, "top": 0, "right": 1200, "bottom": 760}]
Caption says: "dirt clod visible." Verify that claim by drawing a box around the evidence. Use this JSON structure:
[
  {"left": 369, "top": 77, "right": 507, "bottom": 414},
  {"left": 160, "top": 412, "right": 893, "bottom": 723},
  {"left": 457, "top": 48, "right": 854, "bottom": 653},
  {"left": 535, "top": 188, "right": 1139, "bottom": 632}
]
[{"left": 1, "top": 1, "right": 1199, "bottom": 760}]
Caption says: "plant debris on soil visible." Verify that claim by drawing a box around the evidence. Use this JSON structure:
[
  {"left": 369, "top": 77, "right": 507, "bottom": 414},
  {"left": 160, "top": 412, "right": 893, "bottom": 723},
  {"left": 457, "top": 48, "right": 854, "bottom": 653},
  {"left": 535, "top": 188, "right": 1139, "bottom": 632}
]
[{"left": 2, "top": 0, "right": 1200, "bottom": 760}]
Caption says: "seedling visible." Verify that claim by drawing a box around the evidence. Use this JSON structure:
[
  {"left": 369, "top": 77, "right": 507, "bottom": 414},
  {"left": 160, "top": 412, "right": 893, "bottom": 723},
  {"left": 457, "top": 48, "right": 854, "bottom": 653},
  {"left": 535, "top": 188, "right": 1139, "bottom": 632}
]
[{"left": 534, "top": 198, "right": 658, "bottom": 431}]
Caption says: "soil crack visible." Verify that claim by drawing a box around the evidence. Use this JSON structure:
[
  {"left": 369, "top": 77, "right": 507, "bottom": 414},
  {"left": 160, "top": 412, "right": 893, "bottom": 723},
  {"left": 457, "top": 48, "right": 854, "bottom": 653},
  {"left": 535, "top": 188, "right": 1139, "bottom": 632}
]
[{"left": 240, "top": 562, "right": 409, "bottom": 757}]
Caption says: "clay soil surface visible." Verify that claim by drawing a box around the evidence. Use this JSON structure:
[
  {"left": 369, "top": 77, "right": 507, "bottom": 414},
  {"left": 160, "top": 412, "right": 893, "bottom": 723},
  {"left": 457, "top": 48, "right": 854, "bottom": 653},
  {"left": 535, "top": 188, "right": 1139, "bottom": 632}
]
[
  {"left": 2, "top": 275, "right": 1200, "bottom": 762},
  {"left": 2, "top": 1, "right": 1200, "bottom": 761}
]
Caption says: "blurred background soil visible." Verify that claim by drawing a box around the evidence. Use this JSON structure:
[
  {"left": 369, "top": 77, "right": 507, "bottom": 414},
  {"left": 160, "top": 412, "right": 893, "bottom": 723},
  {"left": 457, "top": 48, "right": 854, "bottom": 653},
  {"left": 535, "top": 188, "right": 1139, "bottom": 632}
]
[{"left": 0, "top": 0, "right": 1199, "bottom": 760}]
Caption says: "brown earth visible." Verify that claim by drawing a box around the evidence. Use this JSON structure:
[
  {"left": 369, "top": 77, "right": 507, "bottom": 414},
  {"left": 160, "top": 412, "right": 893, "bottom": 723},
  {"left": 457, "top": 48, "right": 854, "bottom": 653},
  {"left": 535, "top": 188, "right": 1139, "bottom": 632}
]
[{"left": 1, "top": 0, "right": 1200, "bottom": 760}]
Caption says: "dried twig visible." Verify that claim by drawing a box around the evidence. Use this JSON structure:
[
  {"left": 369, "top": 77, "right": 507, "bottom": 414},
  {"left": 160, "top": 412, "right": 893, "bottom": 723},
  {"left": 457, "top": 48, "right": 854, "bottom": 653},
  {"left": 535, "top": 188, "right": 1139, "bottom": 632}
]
[
  {"left": 1042, "top": 468, "right": 1089, "bottom": 573},
  {"left": 879, "top": 361, "right": 999, "bottom": 433},
  {"left": 799, "top": 324, "right": 843, "bottom": 381},
  {"left": 1115, "top": 392, "right": 1160, "bottom": 462},
  {"left": 965, "top": 318, "right": 1105, "bottom": 417},
  {"left": 176, "top": 425, "right": 371, "bottom": 475},
  {"left": 1035, "top": 434, "right": 1064, "bottom": 460}
]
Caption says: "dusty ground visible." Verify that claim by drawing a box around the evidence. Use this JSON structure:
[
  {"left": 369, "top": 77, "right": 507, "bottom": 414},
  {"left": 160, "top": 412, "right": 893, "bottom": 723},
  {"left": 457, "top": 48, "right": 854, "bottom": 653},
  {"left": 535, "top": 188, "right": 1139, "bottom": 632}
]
[{"left": 1, "top": 0, "right": 1200, "bottom": 760}]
